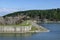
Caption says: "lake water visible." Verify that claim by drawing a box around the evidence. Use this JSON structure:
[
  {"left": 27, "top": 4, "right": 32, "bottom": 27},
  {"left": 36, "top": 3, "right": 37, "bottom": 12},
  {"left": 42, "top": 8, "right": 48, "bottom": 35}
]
[{"left": 0, "top": 23, "right": 60, "bottom": 40}]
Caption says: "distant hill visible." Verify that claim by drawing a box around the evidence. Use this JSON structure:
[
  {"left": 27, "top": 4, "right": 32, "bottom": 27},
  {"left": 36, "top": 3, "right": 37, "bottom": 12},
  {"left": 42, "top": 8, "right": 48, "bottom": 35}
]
[{"left": 3, "top": 8, "right": 60, "bottom": 21}]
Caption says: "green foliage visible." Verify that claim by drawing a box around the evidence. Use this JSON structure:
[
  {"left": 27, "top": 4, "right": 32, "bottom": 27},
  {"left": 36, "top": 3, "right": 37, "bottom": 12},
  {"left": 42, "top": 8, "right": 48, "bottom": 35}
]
[
  {"left": 17, "top": 20, "right": 31, "bottom": 26},
  {"left": 30, "top": 26, "right": 38, "bottom": 31},
  {"left": 3, "top": 8, "right": 60, "bottom": 21}
]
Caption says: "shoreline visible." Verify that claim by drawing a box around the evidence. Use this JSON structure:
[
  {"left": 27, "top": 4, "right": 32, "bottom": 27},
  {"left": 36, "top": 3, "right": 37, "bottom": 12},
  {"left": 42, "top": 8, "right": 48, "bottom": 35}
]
[
  {"left": 0, "top": 25, "right": 50, "bottom": 33},
  {"left": 37, "top": 21, "right": 60, "bottom": 24},
  {"left": 0, "top": 30, "right": 50, "bottom": 33}
]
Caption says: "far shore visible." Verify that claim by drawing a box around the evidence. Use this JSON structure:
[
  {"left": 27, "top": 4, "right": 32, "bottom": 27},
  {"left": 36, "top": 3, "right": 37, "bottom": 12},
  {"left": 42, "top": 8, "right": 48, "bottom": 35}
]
[{"left": 37, "top": 21, "right": 60, "bottom": 23}]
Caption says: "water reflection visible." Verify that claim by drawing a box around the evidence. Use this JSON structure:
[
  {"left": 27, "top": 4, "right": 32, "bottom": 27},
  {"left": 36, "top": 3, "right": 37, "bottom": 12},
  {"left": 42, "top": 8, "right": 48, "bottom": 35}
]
[
  {"left": 0, "top": 32, "right": 37, "bottom": 37},
  {"left": 0, "top": 32, "right": 39, "bottom": 40}
]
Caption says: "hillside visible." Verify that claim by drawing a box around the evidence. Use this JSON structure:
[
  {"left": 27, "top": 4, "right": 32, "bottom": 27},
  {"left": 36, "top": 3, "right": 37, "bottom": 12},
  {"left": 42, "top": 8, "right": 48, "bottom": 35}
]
[{"left": 3, "top": 8, "right": 60, "bottom": 21}]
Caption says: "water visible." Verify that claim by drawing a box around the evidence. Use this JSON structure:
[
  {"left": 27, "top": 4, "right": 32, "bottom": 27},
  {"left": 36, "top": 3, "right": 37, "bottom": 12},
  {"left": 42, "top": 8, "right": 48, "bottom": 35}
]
[{"left": 0, "top": 23, "right": 60, "bottom": 40}]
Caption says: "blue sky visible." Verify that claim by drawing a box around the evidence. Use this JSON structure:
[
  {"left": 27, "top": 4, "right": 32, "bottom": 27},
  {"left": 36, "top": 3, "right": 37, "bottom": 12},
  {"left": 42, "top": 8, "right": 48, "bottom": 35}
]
[{"left": 0, "top": 0, "right": 60, "bottom": 16}]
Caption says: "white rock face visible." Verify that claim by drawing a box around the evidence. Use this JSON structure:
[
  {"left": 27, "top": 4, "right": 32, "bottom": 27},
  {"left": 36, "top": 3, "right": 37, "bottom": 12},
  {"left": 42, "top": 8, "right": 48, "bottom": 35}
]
[
  {"left": 3, "top": 27, "right": 15, "bottom": 32},
  {"left": 0, "top": 26, "right": 32, "bottom": 33}
]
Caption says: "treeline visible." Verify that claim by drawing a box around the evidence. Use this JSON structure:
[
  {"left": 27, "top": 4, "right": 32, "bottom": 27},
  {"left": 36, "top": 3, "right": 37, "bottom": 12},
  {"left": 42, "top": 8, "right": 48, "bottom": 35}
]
[{"left": 3, "top": 8, "right": 60, "bottom": 21}]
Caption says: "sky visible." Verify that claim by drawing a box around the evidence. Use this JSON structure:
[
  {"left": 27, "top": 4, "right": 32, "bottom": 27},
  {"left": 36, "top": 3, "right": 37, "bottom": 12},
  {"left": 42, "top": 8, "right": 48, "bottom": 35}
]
[{"left": 0, "top": 0, "right": 60, "bottom": 16}]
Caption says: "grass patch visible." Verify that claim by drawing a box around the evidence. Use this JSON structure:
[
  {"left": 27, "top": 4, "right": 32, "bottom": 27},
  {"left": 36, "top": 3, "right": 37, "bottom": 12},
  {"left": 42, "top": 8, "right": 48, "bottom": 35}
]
[
  {"left": 30, "top": 26, "right": 38, "bottom": 31},
  {"left": 0, "top": 20, "right": 32, "bottom": 26},
  {"left": 17, "top": 20, "right": 31, "bottom": 26}
]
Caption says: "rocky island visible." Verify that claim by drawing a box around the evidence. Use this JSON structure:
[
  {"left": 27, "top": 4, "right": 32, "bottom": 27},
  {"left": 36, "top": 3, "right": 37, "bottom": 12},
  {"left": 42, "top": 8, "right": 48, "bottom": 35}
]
[
  {"left": 0, "top": 16, "right": 49, "bottom": 33},
  {"left": 2, "top": 9, "right": 59, "bottom": 33}
]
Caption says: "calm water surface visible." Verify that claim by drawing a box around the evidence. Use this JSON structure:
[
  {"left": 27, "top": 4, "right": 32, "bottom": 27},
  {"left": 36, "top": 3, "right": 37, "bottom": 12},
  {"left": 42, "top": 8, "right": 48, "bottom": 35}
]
[{"left": 0, "top": 23, "right": 60, "bottom": 40}]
